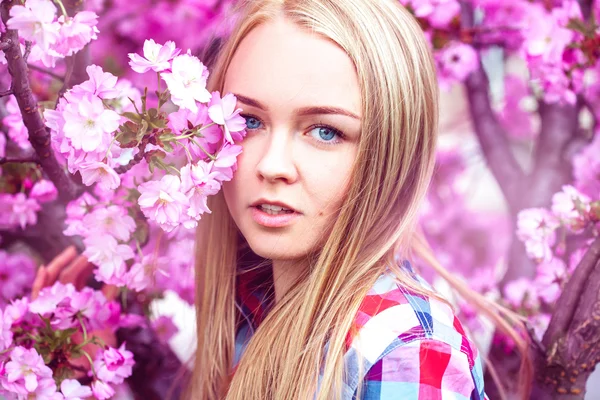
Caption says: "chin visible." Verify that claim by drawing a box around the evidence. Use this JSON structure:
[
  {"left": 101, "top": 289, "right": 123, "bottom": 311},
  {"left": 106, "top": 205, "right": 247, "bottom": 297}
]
[{"left": 244, "top": 233, "right": 312, "bottom": 261}]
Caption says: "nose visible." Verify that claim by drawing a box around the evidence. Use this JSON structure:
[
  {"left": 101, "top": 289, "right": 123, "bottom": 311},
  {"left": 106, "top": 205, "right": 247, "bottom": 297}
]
[{"left": 255, "top": 129, "right": 298, "bottom": 184}]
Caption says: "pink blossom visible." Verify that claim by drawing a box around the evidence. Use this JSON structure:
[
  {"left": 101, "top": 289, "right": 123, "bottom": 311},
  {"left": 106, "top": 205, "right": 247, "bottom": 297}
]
[
  {"left": 522, "top": 4, "right": 573, "bottom": 65},
  {"left": 82, "top": 205, "right": 136, "bottom": 242},
  {"left": 0, "top": 309, "right": 13, "bottom": 352},
  {"left": 167, "top": 104, "right": 223, "bottom": 144},
  {"left": 93, "top": 343, "right": 134, "bottom": 385},
  {"left": 436, "top": 42, "right": 479, "bottom": 88},
  {"left": 125, "top": 260, "right": 152, "bottom": 292},
  {"left": 0, "top": 132, "right": 5, "bottom": 158},
  {"left": 83, "top": 235, "right": 134, "bottom": 284},
  {"left": 407, "top": 0, "right": 459, "bottom": 28},
  {"left": 498, "top": 74, "right": 537, "bottom": 140},
  {"left": 29, "top": 282, "right": 76, "bottom": 315},
  {"left": 0, "top": 193, "right": 41, "bottom": 230},
  {"left": 0, "top": 251, "right": 36, "bottom": 304},
  {"left": 62, "top": 93, "right": 121, "bottom": 152},
  {"left": 503, "top": 277, "right": 540, "bottom": 309},
  {"left": 138, "top": 174, "right": 189, "bottom": 232},
  {"left": 6, "top": 0, "right": 60, "bottom": 51},
  {"left": 208, "top": 91, "right": 247, "bottom": 144},
  {"left": 64, "top": 192, "right": 98, "bottom": 236},
  {"left": 152, "top": 315, "right": 179, "bottom": 343},
  {"left": 3, "top": 97, "right": 31, "bottom": 150},
  {"left": 78, "top": 65, "right": 119, "bottom": 99},
  {"left": 528, "top": 313, "right": 551, "bottom": 342},
  {"left": 91, "top": 380, "right": 115, "bottom": 400},
  {"left": 516, "top": 208, "right": 560, "bottom": 262},
  {"left": 535, "top": 257, "right": 567, "bottom": 304},
  {"left": 161, "top": 53, "right": 211, "bottom": 112},
  {"left": 4, "top": 297, "right": 29, "bottom": 326},
  {"left": 60, "top": 379, "right": 92, "bottom": 400},
  {"left": 155, "top": 237, "right": 195, "bottom": 305},
  {"left": 551, "top": 185, "right": 591, "bottom": 232},
  {"left": 28, "top": 42, "right": 62, "bottom": 68},
  {"left": 30, "top": 179, "right": 58, "bottom": 203},
  {"left": 213, "top": 143, "right": 243, "bottom": 181},
  {"left": 180, "top": 161, "right": 221, "bottom": 226},
  {"left": 78, "top": 161, "right": 121, "bottom": 190},
  {"left": 128, "top": 39, "right": 180, "bottom": 73},
  {"left": 532, "top": 65, "right": 577, "bottom": 105},
  {"left": 54, "top": 11, "right": 99, "bottom": 57},
  {"left": 2, "top": 346, "right": 53, "bottom": 394},
  {"left": 125, "top": 254, "right": 169, "bottom": 292}
]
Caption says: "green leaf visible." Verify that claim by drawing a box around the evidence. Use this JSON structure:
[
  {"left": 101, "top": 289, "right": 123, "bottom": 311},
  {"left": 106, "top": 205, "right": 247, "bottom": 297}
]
[
  {"left": 122, "top": 111, "right": 142, "bottom": 123},
  {"left": 116, "top": 122, "right": 139, "bottom": 148}
]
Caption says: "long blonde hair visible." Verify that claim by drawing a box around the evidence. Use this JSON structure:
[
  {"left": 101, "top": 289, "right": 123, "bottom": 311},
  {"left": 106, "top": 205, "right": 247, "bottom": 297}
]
[{"left": 188, "top": 1, "right": 533, "bottom": 399}]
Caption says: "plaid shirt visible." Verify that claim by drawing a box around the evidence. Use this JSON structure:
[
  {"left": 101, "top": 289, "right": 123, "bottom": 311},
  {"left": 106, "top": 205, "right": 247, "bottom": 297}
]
[{"left": 233, "top": 261, "right": 488, "bottom": 399}]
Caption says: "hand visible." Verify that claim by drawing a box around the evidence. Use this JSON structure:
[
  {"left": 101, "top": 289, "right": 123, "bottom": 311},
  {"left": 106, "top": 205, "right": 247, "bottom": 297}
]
[{"left": 31, "top": 246, "right": 118, "bottom": 377}]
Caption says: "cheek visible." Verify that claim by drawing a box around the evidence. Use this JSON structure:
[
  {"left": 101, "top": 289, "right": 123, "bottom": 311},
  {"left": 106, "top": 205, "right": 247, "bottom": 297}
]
[{"left": 305, "top": 153, "right": 355, "bottom": 214}]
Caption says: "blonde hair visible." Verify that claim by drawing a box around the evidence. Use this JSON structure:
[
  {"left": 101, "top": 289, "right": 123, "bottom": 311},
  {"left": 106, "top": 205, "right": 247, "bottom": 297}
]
[{"left": 188, "top": 1, "right": 533, "bottom": 399}]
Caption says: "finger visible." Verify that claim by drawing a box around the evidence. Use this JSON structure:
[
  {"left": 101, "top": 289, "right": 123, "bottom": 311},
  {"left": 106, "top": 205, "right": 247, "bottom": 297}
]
[
  {"left": 59, "top": 255, "right": 94, "bottom": 290},
  {"left": 45, "top": 246, "right": 78, "bottom": 284},
  {"left": 102, "top": 284, "right": 119, "bottom": 302},
  {"left": 31, "top": 266, "right": 48, "bottom": 300}
]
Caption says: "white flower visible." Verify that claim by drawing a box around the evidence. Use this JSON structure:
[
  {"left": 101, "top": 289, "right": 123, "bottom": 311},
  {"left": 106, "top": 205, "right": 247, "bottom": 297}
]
[
  {"left": 128, "top": 39, "right": 180, "bottom": 73},
  {"left": 161, "top": 53, "right": 211, "bottom": 112},
  {"left": 62, "top": 93, "right": 121, "bottom": 152},
  {"left": 6, "top": 0, "right": 60, "bottom": 51}
]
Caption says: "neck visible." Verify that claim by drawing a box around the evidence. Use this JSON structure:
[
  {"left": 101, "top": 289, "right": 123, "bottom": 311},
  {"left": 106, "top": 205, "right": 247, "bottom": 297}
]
[{"left": 272, "top": 258, "right": 306, "bottom": 304}]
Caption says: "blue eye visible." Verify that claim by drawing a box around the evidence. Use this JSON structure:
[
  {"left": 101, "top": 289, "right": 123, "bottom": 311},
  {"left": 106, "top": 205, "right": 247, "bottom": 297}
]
[
  {"left": 243, "top": 115, "right": 262, "bottom": 130},
  {"left": 309, "top": 125, "right": 344, "bottom": 145}
]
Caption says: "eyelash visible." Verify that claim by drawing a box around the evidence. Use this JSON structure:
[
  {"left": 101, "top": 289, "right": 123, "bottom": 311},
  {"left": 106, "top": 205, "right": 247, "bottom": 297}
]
[{"left": 240, "top": 114, "right": 346, "bottom": 146}]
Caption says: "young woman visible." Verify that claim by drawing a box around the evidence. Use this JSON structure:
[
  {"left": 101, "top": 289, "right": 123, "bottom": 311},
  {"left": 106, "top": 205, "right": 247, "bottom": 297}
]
[
  {"left": 34, "top": 0, "right": 533, "bottom": 398},
  {"left": 189, "top": 0, "right": 532, "bottom": 399}
]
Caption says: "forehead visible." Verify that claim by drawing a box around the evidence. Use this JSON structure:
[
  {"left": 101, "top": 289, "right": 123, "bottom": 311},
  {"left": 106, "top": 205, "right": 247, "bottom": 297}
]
[{"left": 223, "top": 17, "right": 361, "bottom": 115}]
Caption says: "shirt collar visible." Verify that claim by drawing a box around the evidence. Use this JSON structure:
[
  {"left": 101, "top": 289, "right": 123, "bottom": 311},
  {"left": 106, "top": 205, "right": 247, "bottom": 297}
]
[{"left": 236, "top": 263, "right": 275, "bottom": 331}]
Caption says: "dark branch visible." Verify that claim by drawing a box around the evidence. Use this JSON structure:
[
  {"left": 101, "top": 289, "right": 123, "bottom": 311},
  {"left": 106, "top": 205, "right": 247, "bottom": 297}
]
[
  {"left": 577, "top": 0, "right": 593, "bottom": 20},
  {"left": 460, "top": 2, "right": 526, "bottom": 210},
  {"left": 0, "top": 1, "right": 81, "bottom": 203},
  {"left": 27, "top": 63, "right": 65, "bottom": 81},
  {"left": 0, "top": 89, "right": 13, "bottom": 97},
  {"left": 0, "top": 155, "right": 40, "bottom": 165},
  {"left": 525, "top": 102, "right": 578, "bottom": 209},
  {"left": 23, "top": 40, "right": 31, "bottom": 61},
  {"left": 114, "top": 140, "right": 148, "bottom": 174},
  {"left": 542, "top": 237, "right": 600, "bottom": 348}
]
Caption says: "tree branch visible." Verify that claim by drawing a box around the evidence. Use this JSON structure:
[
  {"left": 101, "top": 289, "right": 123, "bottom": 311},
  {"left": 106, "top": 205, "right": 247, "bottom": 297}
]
[
  {"left": 0, "top": 89, "right": 13, "bottom": 97},
  {"left": 0, "top": 0, "right": 81, "bottom": 203},
  {"left": 530, "top": 237, "right": 600, "bottom": 398},
  {"left": 0, "top": 155, "right": 40, "bottom": 165},
  {"left": 27, "top": 63, "right": 64, "bottom": 81},
  {"left": 525, "top": 102, "right": 578, "bottom": 209},
  {"left": 542, "top": 237, "right": 600, "bottom": 348},
  {"left": 460, "top": 2, "right": 526, "bottom": 210}
]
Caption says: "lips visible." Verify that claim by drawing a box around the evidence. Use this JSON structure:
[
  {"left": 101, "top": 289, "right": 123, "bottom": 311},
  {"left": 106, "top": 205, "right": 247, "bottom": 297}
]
[{"left": 250, "top": 198, "right": 300, "bottom": 213}]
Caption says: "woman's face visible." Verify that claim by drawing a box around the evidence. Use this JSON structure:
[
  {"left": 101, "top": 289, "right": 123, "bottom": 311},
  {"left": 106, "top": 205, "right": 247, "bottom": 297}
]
[{"left": 222, "top": 17, "right": 361, "bottom": 262}]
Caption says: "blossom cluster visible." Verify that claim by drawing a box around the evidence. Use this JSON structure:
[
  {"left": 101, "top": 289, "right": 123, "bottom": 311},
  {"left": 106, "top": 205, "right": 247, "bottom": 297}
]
[
  {"left": 32, "top": 39, "right": 243, "bottom": 304},
  {"left": 0, "top": 251, "right": 36, "bottom": 307},
  {"left": 4, "top": 0, "right": 99, "bottom": 68},
  {"left": 397, "top": 0, "right": 600, "bottom": 104},
  {"left": 0, "top": 179, "right": 57, "bottom": 230},
  {"left": 0, "top": 282, "right": 135, "bottom": 399}
]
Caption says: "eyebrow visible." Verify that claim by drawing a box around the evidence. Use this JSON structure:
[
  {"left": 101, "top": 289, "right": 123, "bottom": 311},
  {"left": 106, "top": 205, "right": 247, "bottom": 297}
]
[{"left": 234, "top": 94, "right": 361, "bottom": 120}]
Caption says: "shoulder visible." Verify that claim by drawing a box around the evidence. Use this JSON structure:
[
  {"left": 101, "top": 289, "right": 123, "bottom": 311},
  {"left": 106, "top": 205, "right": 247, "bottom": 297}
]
[{"left": 344, "top": 265, "right": 487, "bottom": 399}]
